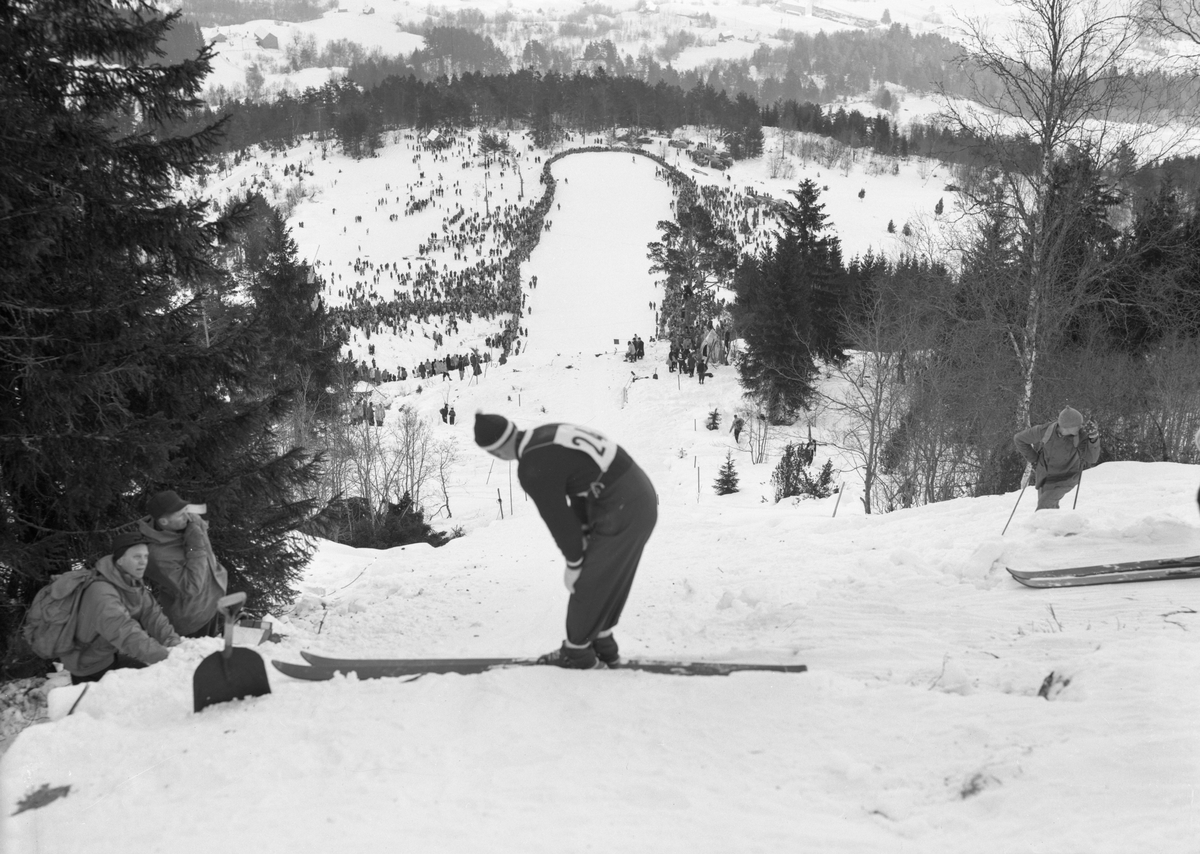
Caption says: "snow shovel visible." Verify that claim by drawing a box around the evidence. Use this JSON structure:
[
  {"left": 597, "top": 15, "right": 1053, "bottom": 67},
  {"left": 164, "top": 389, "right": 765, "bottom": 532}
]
[{"left": 193, "top": 592, "right": 271, "bottom": 713}]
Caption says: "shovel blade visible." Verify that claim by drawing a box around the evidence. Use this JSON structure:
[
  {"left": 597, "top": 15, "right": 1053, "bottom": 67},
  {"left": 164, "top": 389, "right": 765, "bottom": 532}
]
[{"left": 193, "top": 648, "right": 271, "bottom": 712}]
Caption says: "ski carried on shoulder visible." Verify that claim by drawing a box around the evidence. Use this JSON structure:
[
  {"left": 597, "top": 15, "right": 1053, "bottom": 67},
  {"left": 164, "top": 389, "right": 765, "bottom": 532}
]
[
  {"left": 1007, "top": 554, "right": 1200, "bottom": 588},
  {"left": 271, "top": 651, "right": 807, "bottom": 681}
]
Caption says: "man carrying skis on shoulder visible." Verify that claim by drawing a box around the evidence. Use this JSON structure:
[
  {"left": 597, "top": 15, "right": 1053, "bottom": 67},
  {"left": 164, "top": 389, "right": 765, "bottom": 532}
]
[
  {"left": 1014, "top": 406, "right": 1101, "bottom": 510},
  {"left": 475, "top": 413, "right": 658, "bottom": 669}
]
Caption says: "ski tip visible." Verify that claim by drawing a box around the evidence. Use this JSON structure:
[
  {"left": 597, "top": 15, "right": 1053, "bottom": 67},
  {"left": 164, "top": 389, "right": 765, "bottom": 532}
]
[{"left": 271, "top": 659, "right": 336, "bottom": 681}]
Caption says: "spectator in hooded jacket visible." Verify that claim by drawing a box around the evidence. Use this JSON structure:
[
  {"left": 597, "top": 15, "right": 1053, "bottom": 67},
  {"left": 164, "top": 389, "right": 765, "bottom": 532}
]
[
  {"left": 62, "top": 532, "right": 181, "bottom": 684},
  {"left": 138, "top": 491, "right": 228, "bottom": 637},
  {"left": 1014, "top": 406, "right": 1101, "bottom": 509}
]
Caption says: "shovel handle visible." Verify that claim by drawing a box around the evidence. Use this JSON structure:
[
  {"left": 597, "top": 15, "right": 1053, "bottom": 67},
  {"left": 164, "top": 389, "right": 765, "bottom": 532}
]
[
  {"left": 218, "top": 592, "right": 247, "bottom": 657},
  {"left": 218, "top": 591, "right": 247, "bottom": 617}
]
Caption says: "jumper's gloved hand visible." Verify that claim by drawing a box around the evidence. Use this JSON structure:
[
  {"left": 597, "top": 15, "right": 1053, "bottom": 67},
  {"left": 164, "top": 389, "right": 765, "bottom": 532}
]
[
  {"left": 564, "top": 562, "right": 582, "bottom": 594},
  {"left": 1084, "top": 420, "right": 1099, "bottom": 442}
]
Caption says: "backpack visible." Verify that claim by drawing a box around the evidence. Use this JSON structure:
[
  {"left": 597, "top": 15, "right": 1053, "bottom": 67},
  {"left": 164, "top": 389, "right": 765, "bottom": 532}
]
[{"left": 22, "top": 568, "right": 100, "bottom": 659}]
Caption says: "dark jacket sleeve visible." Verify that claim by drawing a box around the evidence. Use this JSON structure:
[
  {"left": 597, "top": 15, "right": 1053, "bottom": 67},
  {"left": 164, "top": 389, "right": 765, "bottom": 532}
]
[
  {"left": 519, "top": 455, "right": 586, "bottom": 565},
  {"left": 82, "top": 583, "right": 173, "bottom": 665},
  {"left": 1013, "top": 423, "right": 1044, "bottom": 466},
  {"left": 137, "top": 592, "right": 182, "bottom": 648},
  {"left": 569, "top": 495, "right": 589, "bottom": 528},
  {"left": 181, "top": 515, "right": 218, "bottom": 600}
]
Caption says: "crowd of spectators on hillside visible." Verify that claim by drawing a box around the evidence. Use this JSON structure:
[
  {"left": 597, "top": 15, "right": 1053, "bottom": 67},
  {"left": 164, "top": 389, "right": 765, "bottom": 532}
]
[{"left": 224, "top": 135, "right": 774, "bottom": 424}]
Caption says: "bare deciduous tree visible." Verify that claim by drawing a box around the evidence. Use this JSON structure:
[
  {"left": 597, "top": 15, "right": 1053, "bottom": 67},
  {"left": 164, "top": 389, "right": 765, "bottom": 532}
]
[
  {"left": 1138, "top": 0, "right": 1200, "bottom": 50},
  {"left": 320, "top": 400, "right": 454, "bottom": 539},
  {"left": 818, "top": 290, "right": 923, "bottom": 514},
  {"left": 737, "top": 405, "right": 771, "bottom": 465},
  {"left": 767, "top": 131, "right": 795, "bottom": 180},
  {"left": 942, "top": 0, "right": 1174, "bottom": 428}
]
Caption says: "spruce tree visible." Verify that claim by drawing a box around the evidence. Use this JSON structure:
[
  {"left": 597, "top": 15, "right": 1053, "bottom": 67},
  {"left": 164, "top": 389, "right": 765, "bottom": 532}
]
[
  {"left": 714, "top": 452, "right": 740, "bottom": 495},
  {"left": 648, "top": 185, "right": 738, "bottom": 346},
  {"left": 202, "top": 193, "right": 344, "bottom": 609},
  {"left": 0, "top": 0, "right": 336, "bottom": 662},
  {"left": 733, "top": 179, "right": 845, "bottom": 420},
  {"left": 777, "top": 179, "right": 846, "bottom": 364}
]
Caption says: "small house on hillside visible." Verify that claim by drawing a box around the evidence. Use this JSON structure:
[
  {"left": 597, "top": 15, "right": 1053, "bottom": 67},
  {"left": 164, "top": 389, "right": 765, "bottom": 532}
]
[
  {"left": 256, "top": 32, "right": 279, "bottom": 50},
  {"left": 211, "top": 32, "right": 228, "bottom": 44}
]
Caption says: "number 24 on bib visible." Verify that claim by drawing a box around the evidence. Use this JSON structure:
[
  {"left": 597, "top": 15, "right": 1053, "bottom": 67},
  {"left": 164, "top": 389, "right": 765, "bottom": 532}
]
[{"left": 554, "top": 425, "right": 617, "bottom": 472}]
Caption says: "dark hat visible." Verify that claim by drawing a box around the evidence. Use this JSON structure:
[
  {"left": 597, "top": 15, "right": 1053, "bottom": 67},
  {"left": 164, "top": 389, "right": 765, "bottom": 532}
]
[
  {"left": 1057, "top": 407, "right": 1084, "bottom": 432},
  {"left": 147, "top": 490, "right": 189, "bottom": 520},
  {"left": 111, "top": 531, "right": 150, "bottom": 562},
  {"left": 474, "top": 412, "right": 516, "bottom": 452}
]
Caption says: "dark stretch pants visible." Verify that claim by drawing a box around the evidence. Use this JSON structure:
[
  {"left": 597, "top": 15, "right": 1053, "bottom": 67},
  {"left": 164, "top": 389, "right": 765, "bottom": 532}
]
[{"left": 566, "top": 464, "right": 658, "bottom": 645}]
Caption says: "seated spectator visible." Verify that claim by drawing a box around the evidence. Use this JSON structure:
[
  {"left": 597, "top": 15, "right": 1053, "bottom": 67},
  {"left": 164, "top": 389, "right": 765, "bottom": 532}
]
[
  {"left": 61, "top": 532, "right": 182, "bottom": 685},
  {"left": 138, "top": 491, "right": 229, "bottom": 637}
]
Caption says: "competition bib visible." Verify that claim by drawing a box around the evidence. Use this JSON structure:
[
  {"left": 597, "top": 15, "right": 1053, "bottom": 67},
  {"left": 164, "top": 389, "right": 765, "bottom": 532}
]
[{"left": 552, "top": 424, "right": 618, "bottom": 473}]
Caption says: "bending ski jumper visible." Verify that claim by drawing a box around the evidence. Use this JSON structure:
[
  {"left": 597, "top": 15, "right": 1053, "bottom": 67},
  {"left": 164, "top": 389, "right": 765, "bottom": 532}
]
[{"left": 475, "top": 413, "right": 657, "bottom": 668}]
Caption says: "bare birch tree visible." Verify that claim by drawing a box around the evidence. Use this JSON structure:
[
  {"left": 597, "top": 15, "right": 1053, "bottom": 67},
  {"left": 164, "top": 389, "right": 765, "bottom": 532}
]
[
  {"left": 1138, "top": 0, "right": 1200, "bottom": 50},
  {"left": 942, "top": 0, "right": 1167, "bottom": 428}
]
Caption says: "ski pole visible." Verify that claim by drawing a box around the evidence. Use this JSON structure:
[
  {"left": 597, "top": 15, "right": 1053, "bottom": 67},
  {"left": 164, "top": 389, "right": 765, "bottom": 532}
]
[
  {"left": 1073, "top": 417, "right": 1099, "bottom": 509},
  {"left": 1002, "top": 474, "right": 1030, "bottom": 536}
]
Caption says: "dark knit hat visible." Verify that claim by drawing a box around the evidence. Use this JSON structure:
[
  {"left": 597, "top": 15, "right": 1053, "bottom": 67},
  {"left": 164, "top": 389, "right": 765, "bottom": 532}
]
[
  {"left": 147, "top": 490, "right": 189, "bottom": 520},
  {"left": 474, "top": 412, "right": 516, "bottom": 452},
  {"left": 1057, "top": 407, "right": 1084, "bottom": 432},
  {"left": 111, "top": 531, "right": 150, "bottom": 562}
]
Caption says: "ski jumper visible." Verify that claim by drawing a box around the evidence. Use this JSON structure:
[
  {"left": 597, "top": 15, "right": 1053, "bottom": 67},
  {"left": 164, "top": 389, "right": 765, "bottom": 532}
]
[{"left": 517, "top": 423, "right": 657, "bottom": 645}]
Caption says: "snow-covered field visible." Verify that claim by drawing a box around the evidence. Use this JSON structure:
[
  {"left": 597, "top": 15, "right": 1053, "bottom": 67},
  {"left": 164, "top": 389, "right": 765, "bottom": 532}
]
[{"left": 4, "top": 144, "right": 1200, "bottom": 852}]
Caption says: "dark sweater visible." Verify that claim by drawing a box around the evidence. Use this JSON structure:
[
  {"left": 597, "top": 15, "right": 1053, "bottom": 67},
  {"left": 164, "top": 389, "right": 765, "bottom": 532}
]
[{"left": 517, "top": 423, "right": 633, "bottom": 564}]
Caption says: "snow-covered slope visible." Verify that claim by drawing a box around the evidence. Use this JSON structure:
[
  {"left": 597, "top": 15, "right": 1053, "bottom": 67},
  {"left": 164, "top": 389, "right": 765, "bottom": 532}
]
[{"left": 3, "top": 145, "right": 1199, "bottom": 854}]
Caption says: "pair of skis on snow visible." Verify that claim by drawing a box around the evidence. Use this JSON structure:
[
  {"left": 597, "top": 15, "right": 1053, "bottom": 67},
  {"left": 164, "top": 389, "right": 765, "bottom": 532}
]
[
  {"left": 266, "top": 560, "right": 1199, "bottom": 684},
  {"left": 268, "top": 557, "right": 1200, "bottom": 683},
  {"left": 1006, "top": 554, "right": 1200, "bottom": 588},
  {"left": 273, "top": 651, "right": 808, "bottom": 681}
]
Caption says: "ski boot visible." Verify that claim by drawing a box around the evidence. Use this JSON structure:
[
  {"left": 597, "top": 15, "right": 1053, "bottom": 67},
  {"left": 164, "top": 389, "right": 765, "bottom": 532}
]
[
  {"left": 537, "top": 642, "right": 603, "bottom": 669},
  {"left": 591, "top": 634, "right": 620, "bottom": 667}
]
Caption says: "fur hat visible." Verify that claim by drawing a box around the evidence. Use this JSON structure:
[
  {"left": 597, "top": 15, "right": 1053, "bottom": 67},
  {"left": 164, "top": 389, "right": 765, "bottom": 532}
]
[
  {"left": 111, "top": 531, "right": 150, "bottom": 563},
  {"left": 474, "top": 412, "right": 516, "bottom": 452},
  {"left": 147, "top": 490, "right": 188, "bottom": 520},
  {"left": 1057, "top": 407, "right": 1084, "bottom": 432}
]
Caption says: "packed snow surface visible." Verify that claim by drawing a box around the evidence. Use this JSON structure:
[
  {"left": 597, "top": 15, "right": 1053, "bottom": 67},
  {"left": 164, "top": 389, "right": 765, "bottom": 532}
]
[{"left": 4, "top": 148, "right": 1200, "bottom": 853}]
